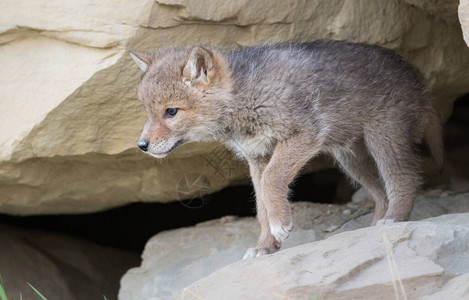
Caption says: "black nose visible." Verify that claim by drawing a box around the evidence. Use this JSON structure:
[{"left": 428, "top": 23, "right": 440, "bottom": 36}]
[{"left": 138, "top": 139, "right": 149, "bottom": 151}]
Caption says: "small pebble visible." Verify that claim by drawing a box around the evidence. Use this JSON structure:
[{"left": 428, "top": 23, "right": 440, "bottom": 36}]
[
  {"left": 342, "top": 209, "right": 352, "bottom": 215},
  {"left": 324, "top": 224, "right": 339, "bottom": 232}
]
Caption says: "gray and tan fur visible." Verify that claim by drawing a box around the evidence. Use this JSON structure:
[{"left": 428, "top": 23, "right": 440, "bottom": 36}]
[{"left": 130, "top": 40, "right": 443, "bottom": 259}]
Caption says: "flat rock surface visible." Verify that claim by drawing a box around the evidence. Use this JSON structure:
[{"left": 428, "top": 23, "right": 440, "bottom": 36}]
[
  {"left": 176, "top": 213, "right": 469, "bottom": 300},
  {"left": 119, "top": 189, "right": 469, "bottom": 300}
]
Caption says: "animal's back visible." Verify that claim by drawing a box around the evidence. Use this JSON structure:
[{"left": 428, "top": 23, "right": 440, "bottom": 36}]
[
  {"left": 226, "top": 41, "right": 432, "bottom": 147},
  {"left": 229, "top": 40, "right": 427, "bottom": 108}
]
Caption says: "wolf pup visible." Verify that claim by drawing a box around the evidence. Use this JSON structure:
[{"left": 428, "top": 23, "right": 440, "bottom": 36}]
[{"left": 130, "top": 41, "right": 443, "bottom": 259}]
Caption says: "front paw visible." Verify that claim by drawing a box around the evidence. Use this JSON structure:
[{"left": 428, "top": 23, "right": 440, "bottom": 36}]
[
  {"left": 269, "top": 216, "right": 293, "bottom": 242},
  {"left": 243, "top": 246, "right": 279, "bottom": 259}
]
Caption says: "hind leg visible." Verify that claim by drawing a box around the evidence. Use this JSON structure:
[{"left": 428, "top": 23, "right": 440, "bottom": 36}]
[
  {"left": 365, "top": 129, "right": 422, "bottom": 223},
  {"left": 332, "top": 145, "right": 388, "bottom": 225}
]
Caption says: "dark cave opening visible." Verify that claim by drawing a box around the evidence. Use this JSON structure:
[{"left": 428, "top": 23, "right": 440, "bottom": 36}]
[{"left": 0, "top": 167, "right": 346, "bottom": 252}]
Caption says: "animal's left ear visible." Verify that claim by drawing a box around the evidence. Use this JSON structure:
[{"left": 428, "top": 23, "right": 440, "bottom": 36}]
[
  {"left": 182, "top": 46, "right": 214, "bottom": 85},
  {"left": 130, "top": 51, "right": 152, "bottom": 73}
]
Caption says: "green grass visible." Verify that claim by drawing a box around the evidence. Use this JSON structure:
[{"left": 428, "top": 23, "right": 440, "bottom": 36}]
[
  {"left": 0, "top": 275, "right": 46, "bottom": 300},
  {"left": 26, "top": 284, "right": 46, "bottom": 300},
  {"left": 0, "top": 274, "right": 8, "bottom": 300},
  {"left": 0, "top": 273, "right": 109, "bottom": 300},
  {"left": 0, "top": 274, "right": 46, "bottom": 300}
]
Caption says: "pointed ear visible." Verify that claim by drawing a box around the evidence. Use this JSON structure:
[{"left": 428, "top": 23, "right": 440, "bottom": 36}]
[
  {"left": 182, "top": 46, "right": 214, "bottom": 85},
  {"left": 130, "top": 51, "right": 152, "bottom": 72}
]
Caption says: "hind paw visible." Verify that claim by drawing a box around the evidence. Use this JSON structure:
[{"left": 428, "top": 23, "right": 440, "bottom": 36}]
[{"left": 376, "top": 218, "right": 397, "bottom": 226}]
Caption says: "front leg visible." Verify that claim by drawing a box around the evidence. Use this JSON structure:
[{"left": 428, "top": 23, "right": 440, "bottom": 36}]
[
  {"left": 243, "top": 135, "right": 321, "bottom": 259},
  {"left": 261, "top": 135, "right": 321, "bottom": 244},
  {"left": 243, "top": 156, "right": 280, "bottom": 259}
]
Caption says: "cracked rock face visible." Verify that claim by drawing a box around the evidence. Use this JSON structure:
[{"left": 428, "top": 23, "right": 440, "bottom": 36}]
[{"left": 2, "top": 0, "right": 469, "bottom": 214}]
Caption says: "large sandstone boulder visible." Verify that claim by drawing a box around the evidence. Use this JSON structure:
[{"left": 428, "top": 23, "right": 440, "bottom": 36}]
[
  {"left": 119, "top": 189, "right": 469, "bottom": 299},
  {"left": 1, "top": 0, "right": 469, "bottom": 214}
]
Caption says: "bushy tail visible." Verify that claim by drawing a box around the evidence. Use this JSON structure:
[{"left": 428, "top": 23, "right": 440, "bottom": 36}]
[{"left": 425, "top": 107, "right": 444, "bottom": 172}]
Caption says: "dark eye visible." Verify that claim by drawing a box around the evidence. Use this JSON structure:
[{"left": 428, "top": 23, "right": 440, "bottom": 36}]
[{"left": 166, "top": 108, "right": 178, "bottom": 117}]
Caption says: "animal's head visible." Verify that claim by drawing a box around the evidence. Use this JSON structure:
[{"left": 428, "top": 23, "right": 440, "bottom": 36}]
[{"left": 130, "top": 46, "right": 232, "bottom": 158}]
